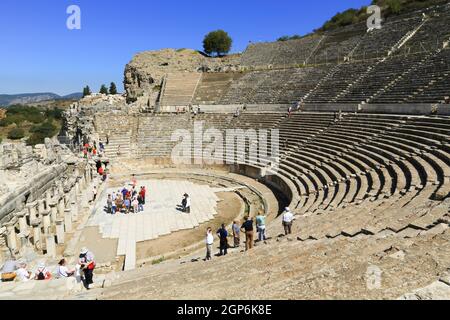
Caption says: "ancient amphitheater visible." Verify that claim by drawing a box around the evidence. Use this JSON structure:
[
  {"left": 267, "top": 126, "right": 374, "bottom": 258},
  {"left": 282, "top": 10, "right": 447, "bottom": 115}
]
[{"left": 1, "top": 3, "right": 450, "bottom": 300}]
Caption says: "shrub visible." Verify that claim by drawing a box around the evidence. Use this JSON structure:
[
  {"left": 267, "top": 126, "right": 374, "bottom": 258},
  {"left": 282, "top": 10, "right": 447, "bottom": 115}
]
[{"left": 7, "top": 127, "right": 25, "bottom": 140}]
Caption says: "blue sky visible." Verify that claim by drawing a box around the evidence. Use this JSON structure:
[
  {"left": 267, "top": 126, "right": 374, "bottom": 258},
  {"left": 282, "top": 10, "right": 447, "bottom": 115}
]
[{"left": 0, "top": 0, "right": 370, "bottom": 95}]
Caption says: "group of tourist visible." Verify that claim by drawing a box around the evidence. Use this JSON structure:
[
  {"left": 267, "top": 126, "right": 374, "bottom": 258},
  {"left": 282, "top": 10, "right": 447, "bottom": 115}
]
[
  {"left": 82, "top": 141, "right": 106, "bottom": 159},
  {"left": 204, "top": 207, "right": 295, "bottom": 261},
  {"left": 107, "top": 185, "right": 147, "bottom": 214},
  {"left": 1, "top": 247, "right": 96, "bottom": 289}
]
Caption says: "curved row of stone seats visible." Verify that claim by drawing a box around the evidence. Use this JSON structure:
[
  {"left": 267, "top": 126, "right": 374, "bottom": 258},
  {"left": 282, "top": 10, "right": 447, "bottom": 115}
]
[
  {"left": 274, "top": 114, "right": 449, "bottom": 216},
  {"left": 240, "top": 36, "right": 322, "bottom": 67},
  {"left": 303, "top": 60, "right": 373, "bottom": 103},
  {"left": 335, "top": 52, "right": 428, "bottom": 103},
  {"left": 311, "top": 23, "right": 366, "bottom": 64},
  {"left": 398, "top": 4, "right": 450, "bottom": 54},
  {"left": 193, "top": 73, "right": 243, "bottom": 105},
  {"left": 351, "top": 15, "right": 423, "bottom": 61},
  {"left": 218, "top": 66, "right": 331, "bottom": 105},
  {"left": 371, "top": 49, "right": 450, "bottom": 104}
]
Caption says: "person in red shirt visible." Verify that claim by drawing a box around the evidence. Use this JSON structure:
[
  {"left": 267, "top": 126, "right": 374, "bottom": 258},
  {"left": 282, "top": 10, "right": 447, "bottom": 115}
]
[{"left": 139, "top": 186, "right": 147, "bottom": 204}]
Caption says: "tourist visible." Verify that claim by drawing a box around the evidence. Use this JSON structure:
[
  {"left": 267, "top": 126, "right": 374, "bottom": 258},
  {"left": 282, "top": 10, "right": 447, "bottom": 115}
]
[
  {"left": 131, "top": 175, "right": 137, "bottom": 188},
  {"left": 140, "top": 186, "right": 146, "bottom": 204},
  {"left": 57, "top": 259, "right": 75, "bottom": 278},
  {"left": 92, "top": 186, "right": 97, "bottom": 202},
  {"left": 83, "top": 147, "right": 88, "bottom": 159},
  {"left": 79, "top": 247, "right": 96, "bottom": 289},
  {"left": 182, "top": 193, "right": 191, "bottom": 214},
  {"left": 205, "top": 228, "right": 214, "bottom": 261},
  {"left": 282, "top": 207, "right": 295, "bottom": 235},
  {"left": 256, "top": 212, "right": 267, "bottom": 241},
  {"left": 117, "top": 145, "right": 122, "bottom": 157},
  {"left": 121, "top": 186, "right": 128, "bottom": 200},
  {"left": 1, "top": 253, "right": 17, "bottom": 282},
  {"left": 234, "top": 107, "right": 240, "bottom": 118},
  {"left": 35, "top": 262, "right": 52, "bottom": 280},
  {"left": 137, "top": 193, "right": 144, "bottom": 212},
  {"left": 102, "top": 169, "right": 107, "bottom": 182},
  {"left": 132, "top": 197, "right": 139, "bottom": 213},
  {"left": 241, "top": 216, "right": 254, "bottom": 251},
  {"left": 15, "top": 261, "right": 33, "bottom": 282},
  {"left": 115, "top": 197, "right": 123, "bottom": 214},
  {"left": 288, "top": 106, "right": 293, "bottom": 118},
  {"left": 232, "top": 220, "right": 240, "bottom": 248},
  {"left": 444, "top": 96, "right": 449, "bottom": 104},
  {"left": 106, "top": 194, "right": 113, "bottom": 214},
  {"left": 124, "top": 197, "right": 131, "bottom": 214},
  {"left": 99, "top": 141, "right": 105, "bottom": 153},
  {"left": 216, "top": 224, "right": 228, "bottom": 256}
]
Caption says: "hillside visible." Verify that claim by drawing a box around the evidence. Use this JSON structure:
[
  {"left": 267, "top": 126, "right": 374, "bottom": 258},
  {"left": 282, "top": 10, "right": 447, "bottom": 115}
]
[{"left": 0, "top": 92, "right": 82, "bottom": 107}]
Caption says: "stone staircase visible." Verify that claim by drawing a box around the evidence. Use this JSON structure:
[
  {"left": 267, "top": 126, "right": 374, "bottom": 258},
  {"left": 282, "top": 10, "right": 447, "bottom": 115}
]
[{"left": 160, "top": 73, "right": 202, "bottom": 106}]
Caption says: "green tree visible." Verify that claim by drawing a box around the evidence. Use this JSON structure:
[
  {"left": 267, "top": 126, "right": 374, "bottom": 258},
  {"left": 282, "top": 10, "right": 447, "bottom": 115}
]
[
  {"left": 277, "top": 36, "right": 290, "bottom": 42},
  {"left": 7, "top": 127, "right": 25, "bottom": 140},
  {"left": 83, "top": 86, "right": 91, "bottom": 97},
  {"left": 100, "top": 84, "right": 109, "bottom": 95},
  {"left": 387, "top": 0, "right": 403, "bottom": 14},
  {"left": 109, "top": 82, "right": 118, "bottom": 95},
  {"left": 203, "top": 30, "right": 232, "bottom": 57}
]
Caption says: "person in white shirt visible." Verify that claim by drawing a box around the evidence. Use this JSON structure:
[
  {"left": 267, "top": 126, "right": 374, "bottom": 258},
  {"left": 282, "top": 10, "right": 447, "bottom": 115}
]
[
  {"left": 205, "top": 228, "right": 214, "bottom": 261},
  {"left": 15, "top": 261, "right": 33, "bottom": 282},
  {"left": 282, "top": 207, "right": 295, "bottom": 235},
  {"left": 57, "top": 259, "right": 75, "bottom": 278}
]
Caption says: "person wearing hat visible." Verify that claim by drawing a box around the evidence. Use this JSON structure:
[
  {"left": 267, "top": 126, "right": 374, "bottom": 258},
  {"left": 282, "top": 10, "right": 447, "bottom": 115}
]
[
  {"left": 79, "top": 247, "right": 96, "bottom": 289},
  {"left": 35, "top": 262, "right": 52, "bottom": 280},
  {"left": 282, "top": 207, "right": 294, "bottom": 235}
]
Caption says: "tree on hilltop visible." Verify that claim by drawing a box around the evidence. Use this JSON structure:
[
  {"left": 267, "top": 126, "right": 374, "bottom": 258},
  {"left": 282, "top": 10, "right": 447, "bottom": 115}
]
[
  {"left": 99, "top": 84, "right": 108, "bottom": 95},
  {"left": 109, "top": 82, "right": 118, "bottom": 95},
  {"left": 82, "top": 86, "right": 92, "bottom": 97},
  {"left": 203, "top": 30, "right": 232, "bottom": 57}
]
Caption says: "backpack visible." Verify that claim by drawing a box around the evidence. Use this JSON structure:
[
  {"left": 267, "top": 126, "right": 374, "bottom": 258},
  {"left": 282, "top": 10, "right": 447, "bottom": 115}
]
[{"left": 37, "top": 270, "right": 45, "bottom": 280}]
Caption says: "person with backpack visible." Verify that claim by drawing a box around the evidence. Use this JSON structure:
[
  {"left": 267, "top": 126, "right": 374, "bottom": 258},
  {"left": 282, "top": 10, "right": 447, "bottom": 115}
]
[
  {"left": 241, "top": 217, "right": 255, "bottom": 251},
  {"left": 79, "top": 247, "right": 96, "bottom": 289},
  {"left": 216, "top": 224, "right": 229, "bottom": 256},
  {"left": 35, "top": 262, "right": 52, "bottom": 280}
]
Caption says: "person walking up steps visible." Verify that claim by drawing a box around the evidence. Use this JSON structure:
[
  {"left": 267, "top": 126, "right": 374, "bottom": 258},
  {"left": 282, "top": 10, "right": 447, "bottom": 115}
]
[
  {"left": 282, "top": 207, "right": 295, "bottom": 235},
  {"left": 241, "top": 217, "right": 254, "bottom": 251},
  {"left": 205, "top": 228, "right": 214, "bottom": 261},
  {"left": 79, "top": 247, "right": 96, "bottom": 289},
  {"left": 216, "top": 224, "right": 228, "bottom": 256}
]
